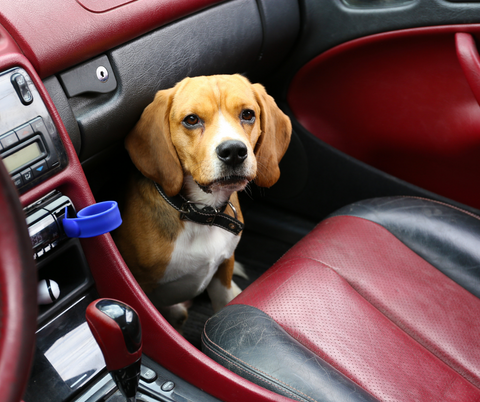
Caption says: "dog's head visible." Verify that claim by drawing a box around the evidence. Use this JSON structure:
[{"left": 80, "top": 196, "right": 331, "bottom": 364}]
[{"left": 125, "top": 74, "right": 292, "bottom": 197}]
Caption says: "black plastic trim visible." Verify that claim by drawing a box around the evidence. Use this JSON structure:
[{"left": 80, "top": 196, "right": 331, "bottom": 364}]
[
  {"left": 59, "top": 55, "right": 117, "bottom": 98},
  {"left": 252, "top": 0, "right": 300, "bottom": 76},
  {"left": 43, "top": 76, "right": 81, "bottom": 155},
  {"left": 70, "top": 0, "right": 264, "bottom": 161}
]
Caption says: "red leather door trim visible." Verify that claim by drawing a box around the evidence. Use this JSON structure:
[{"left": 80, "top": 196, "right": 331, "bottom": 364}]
[
  {"left": 456, "top": 32, "right": 480, "bottom": 106},
  {"left": 288, "top": 25, "right": 480, "bottom": 210}
]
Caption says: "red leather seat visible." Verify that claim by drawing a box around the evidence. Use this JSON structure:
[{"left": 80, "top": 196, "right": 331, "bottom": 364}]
[{"left": 202, "top": 197, "right": 480, "bottom": 402}]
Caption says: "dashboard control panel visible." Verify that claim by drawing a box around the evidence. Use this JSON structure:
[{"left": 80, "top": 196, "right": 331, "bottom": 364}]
[{"left": 0, "top": 67, "right": 67, "bottom": 193}]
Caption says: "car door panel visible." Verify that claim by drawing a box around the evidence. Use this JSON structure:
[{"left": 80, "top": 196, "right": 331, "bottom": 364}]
[
  {"left": 279, "top": 0, "right": 480, "bottom": 85},
  {"left": 251, "top": 0, "right": 480, "bottom": 220},
  {"left": 288, "top": 25, "right": 480, "bottom": 209}
]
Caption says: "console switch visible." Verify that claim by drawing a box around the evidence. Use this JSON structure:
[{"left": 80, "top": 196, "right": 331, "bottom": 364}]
[
  {"left": 31, "top": 160, "right": 48, "bottom": 178},
  {"left": 11, "top": 73, "right": 33, "bottom": 105},
  {"left": 21, "top": 167, "right": 33, "bottom": 183},
  {"left": 0, "top": 132, "right": 19, "bottom": 149},
  {"left": 16, "top": 124, "right": 34, "bottom": 140}
]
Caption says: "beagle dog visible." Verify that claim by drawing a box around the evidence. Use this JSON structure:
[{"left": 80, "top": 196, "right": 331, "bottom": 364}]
[{"left": 115, "top": 74, "right": 291, "bottom": 330}]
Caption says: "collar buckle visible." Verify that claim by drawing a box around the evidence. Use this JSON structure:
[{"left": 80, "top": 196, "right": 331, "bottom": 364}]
[{"left": 180, "top": 201, "right": 219, "bottom": 225}]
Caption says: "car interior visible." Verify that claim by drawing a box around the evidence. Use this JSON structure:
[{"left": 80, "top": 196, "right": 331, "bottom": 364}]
[{"left": 2, "top": 0, "right": 480, "bottom": 401}]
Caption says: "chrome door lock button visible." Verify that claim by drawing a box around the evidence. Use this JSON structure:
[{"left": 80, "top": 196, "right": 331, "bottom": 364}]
[{"left": 96, "top": 66, "right": 109, "bottom": 83}]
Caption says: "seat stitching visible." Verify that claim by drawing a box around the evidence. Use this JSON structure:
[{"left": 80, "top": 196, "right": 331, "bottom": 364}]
[
  {"left": 400, "top": 196, "right": 480, "bottom": 222},
  {"left": 202, "top": 324, "right": 318, "bottom": 402},
  {"left": 202, "top": 339, "right": 314, "bottom": 402}
]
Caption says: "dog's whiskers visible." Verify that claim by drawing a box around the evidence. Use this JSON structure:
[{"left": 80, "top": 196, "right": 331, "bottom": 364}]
[{"left": 242, "top": 182, "right": 254, "bottom": 200}]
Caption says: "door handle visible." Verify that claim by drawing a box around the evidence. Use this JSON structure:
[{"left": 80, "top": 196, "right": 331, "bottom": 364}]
[{"left": 456, "top": 32, "right": 480, "bottom": 105}]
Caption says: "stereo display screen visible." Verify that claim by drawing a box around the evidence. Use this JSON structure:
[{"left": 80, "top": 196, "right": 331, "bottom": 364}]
[{"left": 3, "top": 141, "right": 42, "bottom": 173}]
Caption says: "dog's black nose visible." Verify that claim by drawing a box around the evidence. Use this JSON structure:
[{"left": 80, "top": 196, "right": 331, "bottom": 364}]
[{"left": 216, "top": 140, "right": 248, "bottom": 167}]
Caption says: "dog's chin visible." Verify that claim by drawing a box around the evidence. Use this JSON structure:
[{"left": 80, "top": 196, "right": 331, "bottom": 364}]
[{"left": 197, "top": 176, "right": 249, "bottom": 194}]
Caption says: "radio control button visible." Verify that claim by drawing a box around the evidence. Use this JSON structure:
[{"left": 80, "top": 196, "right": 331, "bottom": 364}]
[
  {"left": 31, "top": 118, "right": 47, "bottom": 135},
  {"left": 31, "top": 160, "right": 48, "bottom": 177},
  {"left": 16, "top": 124, "right": 34, "bottom": 140},
  {"left": 12, "top": 174, "right": 23, "bottom": 187},
  {"left": 0, "top": 132, "right": 19, "bottom": 149},
  {"left": 21, "top": 167, "right": 33, "bottom": 183}
]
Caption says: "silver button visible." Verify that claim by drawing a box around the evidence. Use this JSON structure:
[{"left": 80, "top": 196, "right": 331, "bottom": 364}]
[
  {"left": 161, "top": 381, "right": 175, "bottom": 392},
  {"left": 96, "top": 66, "right": 109, "bottom": 83}
]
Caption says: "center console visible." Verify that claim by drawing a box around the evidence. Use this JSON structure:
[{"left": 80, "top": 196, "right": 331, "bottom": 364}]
[{"left": 1, "top": 68, "right": 219, "bottom": 402}]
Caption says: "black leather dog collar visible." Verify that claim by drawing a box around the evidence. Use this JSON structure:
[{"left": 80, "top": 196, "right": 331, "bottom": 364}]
[{"left": 153, "top": 182, "right": 244, "bottom": 235}]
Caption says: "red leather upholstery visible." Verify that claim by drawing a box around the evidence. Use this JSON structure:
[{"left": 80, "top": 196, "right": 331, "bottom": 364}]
[
  {"left": 288, "top": 25, "right": 480, "bottom": 209},
  {"left": 229, "top": 213, "right": 480, "bottom": 401}
]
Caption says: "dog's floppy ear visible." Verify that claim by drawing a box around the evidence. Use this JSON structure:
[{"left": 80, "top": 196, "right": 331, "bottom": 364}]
[
  {"left": 252, "top": 83, "right": 292, "bottom": 188},
  {"left": 125, "top": 88, "right": 184, "bottom": 197}
]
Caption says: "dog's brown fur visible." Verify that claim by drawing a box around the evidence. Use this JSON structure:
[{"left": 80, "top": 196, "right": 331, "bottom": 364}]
[{"left": 115, "top": 74, "right": 291, "bottom": 329}]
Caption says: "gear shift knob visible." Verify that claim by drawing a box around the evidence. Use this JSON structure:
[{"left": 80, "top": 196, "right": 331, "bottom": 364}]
[{"left": 86, "top": 299, "right": 142, "bottom": 401}]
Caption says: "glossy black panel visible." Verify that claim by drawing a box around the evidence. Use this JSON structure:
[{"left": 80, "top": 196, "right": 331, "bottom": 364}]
[
  {"left": 36, "top": 238, "right": 94, "bottom": 325},
  {"left": 25, "top": 293, "right": 106, "bottom": 402}
]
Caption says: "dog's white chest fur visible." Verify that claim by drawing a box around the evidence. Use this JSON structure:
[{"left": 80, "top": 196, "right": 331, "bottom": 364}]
[{"left": 153, "top": 220, "right": 240, "bottom": 305}]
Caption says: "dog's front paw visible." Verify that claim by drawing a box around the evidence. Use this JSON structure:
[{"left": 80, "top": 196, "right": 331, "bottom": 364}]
[
  {"left": 159, "top": 302, "right": 191, "bottom": 334},
  {"left": 231, "top": 280, "right": 242, "bottom": 298},
  {"left": 207, "top": 278, "right": 243, "bottom": 312},
  {"left": 233, "top": 261, "right": 248, "bottom": 279}
]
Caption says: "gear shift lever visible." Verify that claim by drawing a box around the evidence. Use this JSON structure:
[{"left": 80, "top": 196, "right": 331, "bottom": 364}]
[{"left": 86, "top": 299, "right": 142, "bottom": 402}]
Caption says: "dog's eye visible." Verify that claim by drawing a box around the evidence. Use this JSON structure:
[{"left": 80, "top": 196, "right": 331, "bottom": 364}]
[
  {"left": 241, "top": 109, "right": 255, "bottom": 122},
  {"left": 183, "top": 114, "right": 200, "bottom": 127}
]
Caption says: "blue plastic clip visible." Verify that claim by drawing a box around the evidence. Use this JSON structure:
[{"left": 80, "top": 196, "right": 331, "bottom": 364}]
[{"left": 63, "top": 201, "right": 122, "bottom": 238}]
